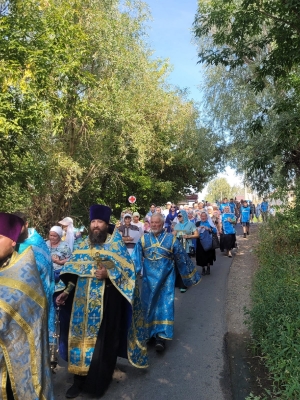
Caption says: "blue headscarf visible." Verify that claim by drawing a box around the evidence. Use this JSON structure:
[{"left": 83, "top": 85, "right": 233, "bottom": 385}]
[{"left": 174, "top": 210, "right": 196, "bottom": 234}]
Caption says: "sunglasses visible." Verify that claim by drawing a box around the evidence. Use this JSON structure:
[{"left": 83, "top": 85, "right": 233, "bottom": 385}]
[
  {"left": 178, "top": 215, "right": 182, "bottom": 218},
  {"left": 171, "top": 206, "right": 176, "bottom": 209}
]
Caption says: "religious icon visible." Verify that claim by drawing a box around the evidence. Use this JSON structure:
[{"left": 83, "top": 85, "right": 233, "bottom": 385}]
[{"left": 92, "top": 251, "right": 113, "bottom": 269}]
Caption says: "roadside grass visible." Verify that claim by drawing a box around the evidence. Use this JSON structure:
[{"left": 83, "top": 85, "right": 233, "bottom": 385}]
[{"left": 246, "top": 210, "right": 300, "bottom": 399}]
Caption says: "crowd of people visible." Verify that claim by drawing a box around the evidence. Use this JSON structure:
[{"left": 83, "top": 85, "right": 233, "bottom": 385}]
[
  {"left": 117, "top": 197, "right": 270, "bottom": 273},
  {"left": 0, "top": 196, "right": 270, "bottom": 399}
]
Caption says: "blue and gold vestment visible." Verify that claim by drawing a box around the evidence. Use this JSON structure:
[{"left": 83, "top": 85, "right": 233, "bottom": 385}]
[
  {"left": 60, "top": 229, "right": 148, "bottom": 375},
  {"left": 0, "top": 248, "right": 54, "bottom": 400},
  {"left": 18, "top": 228, "right": 56, "bottom": 344},
  {"left": 132, "top": 231, "right": 201, "bottom": 340}
]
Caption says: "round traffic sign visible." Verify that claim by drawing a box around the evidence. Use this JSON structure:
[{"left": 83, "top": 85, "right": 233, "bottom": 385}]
[{"left": 128, "top": 195, "right": 136, "bottom": 204}]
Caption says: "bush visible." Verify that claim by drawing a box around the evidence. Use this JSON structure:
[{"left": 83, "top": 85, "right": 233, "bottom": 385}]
[{"left": 247, "top": 206, "right": 300, "bottom": 399}]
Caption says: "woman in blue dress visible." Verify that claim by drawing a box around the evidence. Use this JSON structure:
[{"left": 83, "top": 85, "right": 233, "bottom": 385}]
[
  {"left": 196, "top": 211, "right": 217, "bottom": 276},
  {"left": 173, "top": 210, "right": 199, "bottom": 291},
  {"left": 173, "top": 210, "right": 198, "bottom": 256},
  {"left": 47, "top": 226, "right": 72, "bottom": 283},
  {"left": 220, "top": 205, "right": 236, "bottom": 257}
]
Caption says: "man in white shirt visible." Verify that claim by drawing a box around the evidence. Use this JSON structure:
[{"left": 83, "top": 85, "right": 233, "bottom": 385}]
[
  {"left": 162, "top": 201, "right": 172, "bottom": 218},
  {"left": 131, "top": 212, "right": 144, "bottom": 233}
]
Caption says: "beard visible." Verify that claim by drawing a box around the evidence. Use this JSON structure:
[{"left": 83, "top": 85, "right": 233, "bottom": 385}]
[
  {"left": 151, "top": 227, "right": 163, "bottom": 235},
  {"left": 89, "top": 226, "right": 108, "bottom": 246},
  {"left": 17, "top": 226, "right": 29, "bottom": 243}
]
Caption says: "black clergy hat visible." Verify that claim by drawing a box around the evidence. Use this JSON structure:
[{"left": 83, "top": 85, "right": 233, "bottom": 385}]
[{"left": 89, "top": 205, "right": 112, "bottom": 224}]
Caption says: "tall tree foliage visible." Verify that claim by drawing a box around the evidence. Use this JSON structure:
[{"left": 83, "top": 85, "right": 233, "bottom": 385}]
[
  {"left": 194, "top": 0, "right": 300, "bottom": 195},
  {"left": 0, "top": 0, "right": 218, "bottom": 229},
  {"left": 194, "top": 0, "right": 300, "bottom": 90}
]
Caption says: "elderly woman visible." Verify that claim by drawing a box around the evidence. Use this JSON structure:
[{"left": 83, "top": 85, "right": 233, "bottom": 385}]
[
  {"left": 187, "top": 209, "right": 196, "bottom": 223},
  {"left": 173, "top": 210, "right": 199, "bottom": 292},
  {"left": 206, "top": 206, "right": 219, "bottom": 232},
  {"left": 208, "top": 205, "right": 222, "bottom": 234},
  {"left": 59, "top": 217, "right": 75, "bottom": 252},
  {"left": 220, "top": 205, "right": 236, "bottom": 257},
  {"left": 195, "top": 202, "right": 204, "bottom": 221},
  {"left": 196, "top": 211, "right": 217, "bottom": 276},
  {"left": 46, "top": 226, "right": 72, "bottom": 284},
  {"left": 212, "top": 204, "right": 221, "bottom": 217},
  {"left": 206, "top": 205, "right": 213, "bottom": 217},
  {"left": 173, "top": 210, "right": 199, "bottom": 256},
  {"left": 46, "top": 226, "right": 72, "bottom": 362}
]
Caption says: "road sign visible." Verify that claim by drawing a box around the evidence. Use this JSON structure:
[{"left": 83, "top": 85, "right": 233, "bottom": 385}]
[{"left": 128, "top": 195, "right": 136, "bottom": 204}]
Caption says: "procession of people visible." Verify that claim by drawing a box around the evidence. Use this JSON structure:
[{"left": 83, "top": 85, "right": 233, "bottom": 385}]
[{"left": 0, "top": 197, "right": 268, "bottom": 399}]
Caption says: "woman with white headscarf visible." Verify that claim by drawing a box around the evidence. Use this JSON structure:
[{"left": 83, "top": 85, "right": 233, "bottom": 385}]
[
  {"left": 59, "top": 217, "right": 75, "bottom": 252},
  {"left": 195, "top": 211, "right": 218, "bottom": 276},
  {"left": 46, "top": 226, "right": 72, "bottom": 284}
]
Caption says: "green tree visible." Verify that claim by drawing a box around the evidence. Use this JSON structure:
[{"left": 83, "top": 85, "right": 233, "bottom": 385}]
[
  {"left": 197, "top": 62, "right": 300, "bottom": 194},
  {"left": 194, "top": 0, "right": 300, "bottom": 194},
  {"left": 194, "top": 0, "right": 300, "bottom": 89},
  {"left": 205, "top": 177, "right": 241, "bottom": 203},
  {"left": 0, "top": 0, "right": 219, "bottom": 229}
]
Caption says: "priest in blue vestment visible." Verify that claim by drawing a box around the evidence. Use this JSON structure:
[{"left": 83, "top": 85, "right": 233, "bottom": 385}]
[
  {"left": 13, "top": 212, "right": 56, "bottom": 366},
  {"left": 56, "top": 204, "right": 148, "bottom": 399},
  {"left": 0, "top": 212, "right": 54, "bottom": 400},
  {"left": 131, "top": 213, "right": 201, "bottom": 352}
]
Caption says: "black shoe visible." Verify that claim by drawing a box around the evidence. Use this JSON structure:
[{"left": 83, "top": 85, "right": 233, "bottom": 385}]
[
  {"left": 202, "top": 267, "right": 206, "bottom": 275},
  {"left": 147, "top": 336, "right": 156, "bottom": 345},
  {"left": 247, "top": 232, "right": 249, "bottom": 235},
  {"left": 155, "top": 338, "right": 166, "bottom": 352},
  {"left": 243, "top": 233, "right": 246, "bottom": 238},
  {"left": 206, "top": 266, "right": 210, "bottom": 275},
  {"left": 66, "top": 384, "right": 83, "bottom": 399}
]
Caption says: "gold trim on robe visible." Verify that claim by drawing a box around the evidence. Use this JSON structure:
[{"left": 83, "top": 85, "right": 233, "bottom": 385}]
[
  {"left": 0, "top": 248, "right": 53, "bottom": 400},
  {"left": 60, "top": 229, "right": 148, "bottom": 375}
]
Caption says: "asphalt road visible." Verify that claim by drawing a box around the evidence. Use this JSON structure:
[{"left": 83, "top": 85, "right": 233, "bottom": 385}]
[{"left": 53, "top": 249, "right": 233, "bottom": 400}]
